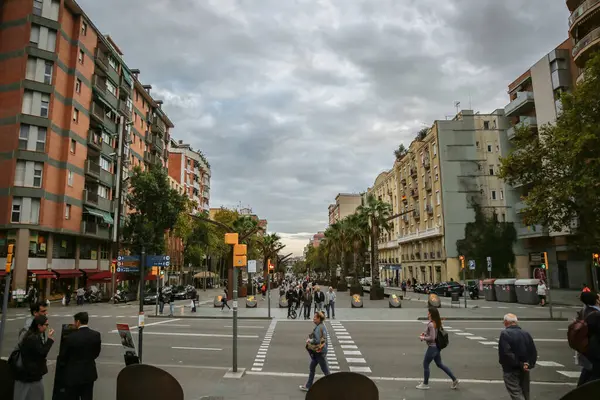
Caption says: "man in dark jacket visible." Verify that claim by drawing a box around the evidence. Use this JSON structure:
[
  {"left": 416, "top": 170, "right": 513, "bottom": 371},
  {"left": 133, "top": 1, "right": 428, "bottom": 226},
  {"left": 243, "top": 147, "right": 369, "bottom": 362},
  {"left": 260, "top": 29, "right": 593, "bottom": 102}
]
[
  {"left": 60, "top": 312, "right": 102, "bottom": 400},
  {"left": 286, "top": 286, "right": 296, "bottom": 318},
  {"left": 498, "top": 313, "right": 537, "bottom": 400}
]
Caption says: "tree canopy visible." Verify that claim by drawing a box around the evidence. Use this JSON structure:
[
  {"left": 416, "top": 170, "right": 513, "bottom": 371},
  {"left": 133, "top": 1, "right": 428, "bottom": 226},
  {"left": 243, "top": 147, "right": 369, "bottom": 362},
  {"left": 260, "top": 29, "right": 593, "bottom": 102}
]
[{"left": 499, "top": 52, "right": 600, "bottom": 252}]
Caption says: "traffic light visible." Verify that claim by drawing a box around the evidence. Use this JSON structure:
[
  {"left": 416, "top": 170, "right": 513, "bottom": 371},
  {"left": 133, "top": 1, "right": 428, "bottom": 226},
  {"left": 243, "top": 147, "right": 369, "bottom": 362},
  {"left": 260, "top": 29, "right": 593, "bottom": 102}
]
[
  {"left": 110, "top": 262, "right": 116, "bottom": 274},
  {"left": 593, "top": 253, "right": 599, "bottom": 268},
  {"left": 233, "top": 244, "right": 247, "bottom": 267},
  {"left": 268, "top": 258, "right": 274, "bottom": 273},
  {"left": 151, "top": 266, "right": 159, "bottom": 276},
  {"left": 5, "top": 243, "right": 14, "bottom": 272},
  {"left": 542, "top": 252, "right": 549, "bottom": 270},
  {"left": 459, "top": 255, "right": 465, "bottom": 270}
]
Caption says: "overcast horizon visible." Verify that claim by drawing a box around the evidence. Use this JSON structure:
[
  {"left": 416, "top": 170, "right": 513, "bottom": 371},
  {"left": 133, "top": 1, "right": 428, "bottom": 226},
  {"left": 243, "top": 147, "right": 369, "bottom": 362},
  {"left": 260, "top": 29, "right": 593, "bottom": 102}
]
[{"left": 78, "top": 0, "right": 570, "bottom": 256}]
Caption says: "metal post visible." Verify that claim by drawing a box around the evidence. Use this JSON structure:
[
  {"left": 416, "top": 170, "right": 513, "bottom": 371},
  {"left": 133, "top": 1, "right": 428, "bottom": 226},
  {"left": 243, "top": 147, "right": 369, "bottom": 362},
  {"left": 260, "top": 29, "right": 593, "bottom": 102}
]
[
  {"left": 463, "top": 266, "right": 467, "bottom": 309},
  {"left": 155, "top": 277, "right": 159, "bottom": 317},
  {"left": 112, "top": 116, "right": 126, "bottom": 301},
  {"left": 591, "top": 254, "right": 599, "bottom": 292},
  {"left": 232, "top": 266, "right": 238, "bottom": 372},
  {"left": 544, "top": 251, "right": 553, "bottom": 319},
  {"left": 139, "top": 246, "right": 146, "bottom": 362},
  {"left": 267, "top": 270, "right": 271, "bottom": 319},
  {"left": 0, "top": 272, "right": 13, "bottom": 355}
]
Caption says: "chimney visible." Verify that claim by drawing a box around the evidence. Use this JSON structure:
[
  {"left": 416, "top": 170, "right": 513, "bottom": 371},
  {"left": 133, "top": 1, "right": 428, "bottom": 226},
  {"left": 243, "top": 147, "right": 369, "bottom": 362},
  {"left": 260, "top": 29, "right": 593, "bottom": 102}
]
[
  {"left": 156, "top": 100, "right": 163, "bottom": 109},
  {"left": 142, "top": 84, "right": 152, "bottom": 94},
  {"left": 178, "top": 140, "right": 183, "bottom": 145},
  {"left": 130, "top": 69, "right": 140, "bottom": 79}
]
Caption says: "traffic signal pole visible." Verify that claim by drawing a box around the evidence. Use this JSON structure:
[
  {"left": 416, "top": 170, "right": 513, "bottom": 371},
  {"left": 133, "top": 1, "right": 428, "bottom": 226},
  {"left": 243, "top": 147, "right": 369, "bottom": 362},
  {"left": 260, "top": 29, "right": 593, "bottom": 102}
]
[
  {"left": 592, "top": 253, "right": 599, "bottom": 292},
  {"left": 544, "top": 251, "right": 553, "bottom": 319},
  {"left": 0, "top": 244, "right": 15, "bottom": 355}
]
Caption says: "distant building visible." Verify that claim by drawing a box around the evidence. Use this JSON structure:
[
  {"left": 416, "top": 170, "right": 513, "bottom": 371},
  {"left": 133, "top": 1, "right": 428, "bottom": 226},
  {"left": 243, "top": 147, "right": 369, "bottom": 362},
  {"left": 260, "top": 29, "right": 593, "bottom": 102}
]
[
  {"left": 328, "top": 193, "right": 362, "bottom": 225},
  {"left": 168, "top": 139, "right": 210, "bottom": 214}
]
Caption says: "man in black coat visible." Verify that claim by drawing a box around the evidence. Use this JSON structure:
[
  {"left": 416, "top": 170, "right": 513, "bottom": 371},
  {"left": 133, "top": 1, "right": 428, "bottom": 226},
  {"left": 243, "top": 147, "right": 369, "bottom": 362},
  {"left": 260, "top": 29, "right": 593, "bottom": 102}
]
[{"left": 60, "top": 311, "right": 102, "bottom": 400}]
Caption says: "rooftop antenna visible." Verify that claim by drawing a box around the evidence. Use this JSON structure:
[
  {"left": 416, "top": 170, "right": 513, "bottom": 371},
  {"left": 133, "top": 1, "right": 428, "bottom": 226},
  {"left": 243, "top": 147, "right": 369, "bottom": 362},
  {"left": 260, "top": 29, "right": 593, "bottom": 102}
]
[
  {"left": 468, "top": 91, "right": 472, "bottom": 110},
  {"left": 454, "top": 101, "right": 461, "bottom": 115}
]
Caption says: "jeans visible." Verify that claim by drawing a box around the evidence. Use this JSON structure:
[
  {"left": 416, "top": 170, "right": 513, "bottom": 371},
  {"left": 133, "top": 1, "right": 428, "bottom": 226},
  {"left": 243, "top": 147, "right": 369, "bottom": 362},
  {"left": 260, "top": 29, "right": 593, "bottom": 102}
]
[
  {"left": 423, "top": 345, "right": 456, "bottom": 384},
  {"left": 304, "top": 304, "right": 312, "bottom": 319},
  {"left": 306, "top": 353, "right": 330, "bottom": 388},
  {"left": 329, "top": 301, "right": 335, "bottom": 318},
  {"left": 503, "top": 370, "right": 530, "bottom": 400},
  {"left": 169, "top": 302, "right": 175, "bottom": 315},
  {"left": 316, "top": 302, "right": 323, "bottom": 312},
  {"left": 159, "top": 301, "right": 164, "bottom": 314}
]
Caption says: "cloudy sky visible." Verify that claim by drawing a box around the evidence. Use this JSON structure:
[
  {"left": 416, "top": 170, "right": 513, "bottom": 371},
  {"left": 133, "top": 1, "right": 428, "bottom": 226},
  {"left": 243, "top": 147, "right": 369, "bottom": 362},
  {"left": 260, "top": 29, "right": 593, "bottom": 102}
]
[{"left": 80, "top": 0, "right": 569, "bottom": 255}]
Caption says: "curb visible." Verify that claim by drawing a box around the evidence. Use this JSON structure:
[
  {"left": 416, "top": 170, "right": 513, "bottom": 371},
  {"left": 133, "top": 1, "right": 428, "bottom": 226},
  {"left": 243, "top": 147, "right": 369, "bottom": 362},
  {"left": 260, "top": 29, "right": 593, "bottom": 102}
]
[
  {"left": 148, "top": 315, "right": 273, "bottom": 320},
  {"left": 417, "top": 317, "right": 569, "bottom": 321}
]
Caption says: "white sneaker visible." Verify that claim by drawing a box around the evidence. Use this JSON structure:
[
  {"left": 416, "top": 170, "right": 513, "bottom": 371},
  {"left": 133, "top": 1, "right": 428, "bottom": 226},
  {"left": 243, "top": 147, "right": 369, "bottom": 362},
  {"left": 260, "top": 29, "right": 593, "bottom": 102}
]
[
  {"left": 299, "top": 385, "right": 309, "bottom": 392},
  {"left": 416, "top": 383, "right": 430, "bottom": 390},
  {"left": 451, "top": 379, "right": 460, "bottom": 389}
]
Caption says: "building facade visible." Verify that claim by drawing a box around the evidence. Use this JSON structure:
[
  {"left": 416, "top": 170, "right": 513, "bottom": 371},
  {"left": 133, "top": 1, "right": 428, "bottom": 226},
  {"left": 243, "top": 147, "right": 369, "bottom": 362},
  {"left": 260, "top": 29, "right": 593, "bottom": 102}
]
[
  {"left": 0, "top": 0, "right": 173, "bottom": 296},
  {"left": 567, "top": 0, "right": 600, "bottom": 83},
  {"left": 168, "top": 139, "right": 211, "bottom": 214},
  {"left": 328, "top": 193, "right": 362, "bottom": 225}
]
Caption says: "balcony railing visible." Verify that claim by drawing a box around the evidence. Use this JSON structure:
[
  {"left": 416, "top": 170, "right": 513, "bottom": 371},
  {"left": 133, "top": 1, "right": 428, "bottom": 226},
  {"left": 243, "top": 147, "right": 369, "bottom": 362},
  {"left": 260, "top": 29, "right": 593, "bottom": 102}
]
[
  {"left": 507, "top": 116, "right": 538, "bottom": 140},
  {"left": 573, "top": 26, "right": 600, "bottom": 60},
  {"left": 505, "top": 91, "right": 535, "bottom": 117},
  {"left": 92, "top": 75, "right": 107, "bottom": 95},
  {"left": 413, "top": 210, "right": 420, "bottom": 219},
  {"left": 119, "top": 78, "right": 132, "bottom": 98},
  {"left": 94, "top": 48, "right": 108, "bottom": 71},
  {"left": 81, "top": 220, "right": 110, "bottom": 239},
  {"left": 424, "top": 157, "right": 430, "bottom": 169},
  {"left": 152, "top": 115, "right": 166, "bottom": 135},
  {"left": 426, "top": 204, "right": 433, "bottom": 215},
  {"left": 410, "top": 167, "right": 417, "bottom": 177},
  {"left": 85, "top": 160, "right": 101, "bottom": 178},
  {"left": 517, "top": 224, "right": 549, "bottom": 239},
  {"left": 515, "top": 201, "right": 527, "bottom": 214},
  {"left": 569, "top": 0, "right": 600, "bottom": 27},
  {"left": 397, "top": 226, "right": 442, "bottom": 244},
  {"left": 410, "top": 189, "right": 419, "bottom": 197},
  {"left": 152, "top": 134, "right": 164, "bottom": 152},
  {"left": 118, "top": 100, "right": 131, "bottom": 119},
  {"left": 87, "top": 131, "right": 102, "bottom": 151}
]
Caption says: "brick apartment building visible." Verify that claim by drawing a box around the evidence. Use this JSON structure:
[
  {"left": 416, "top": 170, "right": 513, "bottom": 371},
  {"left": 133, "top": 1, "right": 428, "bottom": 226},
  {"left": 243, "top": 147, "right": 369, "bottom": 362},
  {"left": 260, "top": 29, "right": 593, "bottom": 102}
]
[
  {"left": 168, "top": 139, "right": 211, "bottom": 214},
  {"left": 0, "top": 0, "right": 173, "bottom": 297}
]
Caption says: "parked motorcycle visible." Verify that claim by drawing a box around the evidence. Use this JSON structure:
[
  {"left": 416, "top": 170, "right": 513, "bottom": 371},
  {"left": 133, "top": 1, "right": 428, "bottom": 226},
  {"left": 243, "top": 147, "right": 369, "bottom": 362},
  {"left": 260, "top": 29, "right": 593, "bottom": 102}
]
[{"left": 469, "top": 285, "right": 480, "bottom": 300}]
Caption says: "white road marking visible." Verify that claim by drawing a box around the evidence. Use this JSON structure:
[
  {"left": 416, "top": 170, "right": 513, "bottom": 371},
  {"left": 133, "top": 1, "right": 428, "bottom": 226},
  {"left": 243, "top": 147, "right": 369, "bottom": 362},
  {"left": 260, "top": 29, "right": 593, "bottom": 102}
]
[
  {"left": 464, "top": 328, "right": 503, "bottom": 331},
  {"left": 535, "top": 339, "right": 567, "bottom": 343},
  {"left": 337, "top": 336, "right": 352, "bottom": 340},
  {"left": 479, "top": 341, "right": 498, "bottom": 345},
  {"left": 330, "top": 366, "right": 340, "bottom": 370},
  {"left": 246, "top": 371, "right": 576, "bottom": 386},
  {"left": 350, "top": 366, "right": 372, "bottom": 373},
  {"left": 537, "top": 361, "right": 564, "bottom": 367},
  {"left": 343, "top": 350, "right": 362, "bottom": 356},
  {"left": 224, "top": 325, "right": 264, "bottom": 329},
  {"left": 445, "top": 329, "right": 462, "bottom": 332},
  {"left": 171, "top": 347, "right": 222, "bottom": 351},
  {"left": 557, "top": 371, "right": 580, "bottom": 378},
  {"left": 129, "top": 332, "right": 258, "bottom": 338},
  {"left": 110, "top": 318, "right": 180, "bottom": 332},
  {"left": 251, "top": 319, "right": 277, "bottom": 373},
  {"left": 467, "top": 336, "right": 487, "bottom": 340},
  {"left": 346, "top": 358, "right": 366, "bottom": 363},
  {"left": 341, "top": 345, "right": 358, "bottom": 349},
  {"left": 339, "top": 340, "right": 354, "bottom": 344},
  {"left": 455, "top": 332, "right": 473, "bottom": 336},
  {"left": 102, "top": 343, "right": 122, "bottom": 346}
]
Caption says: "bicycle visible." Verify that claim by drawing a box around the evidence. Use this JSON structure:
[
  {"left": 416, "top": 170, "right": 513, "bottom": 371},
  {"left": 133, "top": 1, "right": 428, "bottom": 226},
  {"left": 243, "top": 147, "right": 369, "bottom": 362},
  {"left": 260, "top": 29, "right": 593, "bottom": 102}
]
[{"left": 288, "top": 306, "right": 298, "bottom": 319}]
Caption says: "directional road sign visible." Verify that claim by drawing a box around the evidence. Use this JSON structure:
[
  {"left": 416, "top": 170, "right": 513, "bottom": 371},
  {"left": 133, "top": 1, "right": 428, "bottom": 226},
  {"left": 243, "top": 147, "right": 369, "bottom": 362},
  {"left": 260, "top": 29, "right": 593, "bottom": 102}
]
[
  {"left": 116, "top": 255, "right": 140, "bottom": 273},
  {"left": 486, "top": 256, "right": 492, "bottom": 272},
  {"left": 468, "top": 259, "right": 476, "bottom": 270},
  {"left": 145, "top": 255, "right": 171, "bottom": 268}
]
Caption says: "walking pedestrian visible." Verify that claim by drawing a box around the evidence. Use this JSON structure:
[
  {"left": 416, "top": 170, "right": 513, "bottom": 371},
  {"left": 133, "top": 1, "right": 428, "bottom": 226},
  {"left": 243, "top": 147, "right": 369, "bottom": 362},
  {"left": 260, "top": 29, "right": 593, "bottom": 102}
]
[
  {"left": 158, "top": 287, "right": 165, "bottom": 314},
  {"left": 169, "top": 290, "right": 176, "bottom": 316},
  {"left": 76, "top": 287, "right": 85, "bottom": 306},
  {"left": 20, "top": 301, "right": 48, "bottom": 342},
  {"left": 64, "top": 285, "right": 72, "bottom": 306},
  {"left": 498, "top": 313, "right": 537, "bottom": 400},
  {"left": 11, "top": 315, "right": 55, "bottom": 400},
  {"left": 303, "top": 289, "right": 312, "bottom": 320},
  {"left": 314, "top": 286, "right": 324, "bottom": 313},
  {"left": 401, "top": 280, "right": 407, "bottom": 297},
  {"left": 327, "top": 287, "right": 336, "bottom": 319},
  {"left": 221, "top": 288, "right": 231, "bottom": 311},
  {"left": 60, "top": 312, "right": 102, "bottom": 400},
  {"left": 417, "top": 307, "right": 459, "bottom": 390},
  {"left": 537, "top": 280, "right": 547, "bottom": 306},
  {"left": 573, "top": 291, "right": 600, "bottom": 386},
  {"left": 299, "top": 311, "right": 330, "bottom": 391}
]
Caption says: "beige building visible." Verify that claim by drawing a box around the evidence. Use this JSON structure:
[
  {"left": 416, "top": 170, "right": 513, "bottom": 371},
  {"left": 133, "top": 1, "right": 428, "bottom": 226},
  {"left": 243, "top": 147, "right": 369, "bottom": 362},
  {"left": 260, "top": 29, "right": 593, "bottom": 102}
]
[{"left": 328, "top": 193, "right": 362, "bottom": 225}]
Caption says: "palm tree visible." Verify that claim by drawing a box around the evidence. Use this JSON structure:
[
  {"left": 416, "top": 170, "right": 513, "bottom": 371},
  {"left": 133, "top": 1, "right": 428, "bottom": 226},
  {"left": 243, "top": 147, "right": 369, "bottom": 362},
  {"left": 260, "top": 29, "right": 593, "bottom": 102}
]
[
  {"left": 258, "top": 233, "right": 282, "bottom": 280},
  {"left": 327, "top": 220, "right": 349, "bottom": 290},
  {"left": 358, "top": 194, "right": 392, "bottom": 298},
  {"left": 346, "top": 213, "right": 369, "bottom": 284}
]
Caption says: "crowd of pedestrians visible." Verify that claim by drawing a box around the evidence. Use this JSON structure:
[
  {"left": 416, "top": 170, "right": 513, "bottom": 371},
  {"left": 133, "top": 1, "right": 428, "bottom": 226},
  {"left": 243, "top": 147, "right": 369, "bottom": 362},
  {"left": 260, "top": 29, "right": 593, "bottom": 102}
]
[{"left": 279, "top": 277, "right": 337, "bottom": 320}]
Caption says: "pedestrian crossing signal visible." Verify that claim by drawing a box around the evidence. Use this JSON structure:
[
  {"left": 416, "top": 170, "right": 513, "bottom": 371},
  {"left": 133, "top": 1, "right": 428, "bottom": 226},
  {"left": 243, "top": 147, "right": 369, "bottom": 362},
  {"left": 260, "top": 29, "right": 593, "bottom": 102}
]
[
  {"left": 5, "top": 243, "right": 14, "bottom": 272},
  {"left": 594, "top": 253, "right": 599, "bottom": 268}
]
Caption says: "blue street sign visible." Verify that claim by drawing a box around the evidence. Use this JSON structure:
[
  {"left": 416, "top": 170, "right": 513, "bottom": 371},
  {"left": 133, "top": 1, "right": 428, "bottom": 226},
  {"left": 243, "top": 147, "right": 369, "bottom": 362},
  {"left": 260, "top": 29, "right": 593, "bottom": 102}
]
[
  {"left": 468, "top": 260, "right": 476, "bottom": 270},
  {"left": 145, "top": 255, "right": 171, "bottom": 268},
  {"left": 116, "top": 266, "right": 139, "bottom": 273}
]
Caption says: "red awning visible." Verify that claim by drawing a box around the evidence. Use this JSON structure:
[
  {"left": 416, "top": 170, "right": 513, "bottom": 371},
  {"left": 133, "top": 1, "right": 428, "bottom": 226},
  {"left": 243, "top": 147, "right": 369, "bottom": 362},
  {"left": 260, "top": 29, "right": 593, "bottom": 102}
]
[
  {"left": 28, "top": 270, "right": 57, "bottom": 279},
  {"left": 80, "top": 269, "right": 100, "bottom": 275},
  {"left": 144, "top": 273, "right": 157, "bottom": 281},
  {"left": 87, "top": 271, "right": 132, "bottom": 283},
  {"left": 0, "top": 270, "right": 6, "bottom": 277},
  {"left": 52, "top": 270, "right": 83, "bottom": 279}
]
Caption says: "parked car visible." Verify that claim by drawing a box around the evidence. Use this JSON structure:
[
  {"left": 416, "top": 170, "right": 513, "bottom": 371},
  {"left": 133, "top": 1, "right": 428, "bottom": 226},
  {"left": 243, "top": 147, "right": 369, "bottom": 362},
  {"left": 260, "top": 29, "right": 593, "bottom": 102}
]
[{"left": 430, "top": 281, "right": 463, "bottom": 297}]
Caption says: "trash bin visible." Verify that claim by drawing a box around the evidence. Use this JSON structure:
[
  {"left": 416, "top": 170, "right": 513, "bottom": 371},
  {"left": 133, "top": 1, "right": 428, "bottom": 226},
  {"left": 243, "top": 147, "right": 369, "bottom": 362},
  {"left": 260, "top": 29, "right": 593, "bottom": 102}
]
[
  {"left": 483, "top": 279, "right": 497, "bottom": 302},
  {"left": 494, "top": 279, "right": 517, "bottom": 303},
  {"left": 515, "top": 279, "right": 541, "bottom": 305}
]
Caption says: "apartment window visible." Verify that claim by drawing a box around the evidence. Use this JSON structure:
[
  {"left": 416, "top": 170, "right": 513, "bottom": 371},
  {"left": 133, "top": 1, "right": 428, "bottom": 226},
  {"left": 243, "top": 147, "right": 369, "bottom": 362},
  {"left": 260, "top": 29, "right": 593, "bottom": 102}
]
[
  {"left": 42, "top": 61, "right": 53, "bottom": 84},
  {"left": 14, "top": 161, "right": 26, "bottom": 186},
  {"left": 11, "top": 198, "right": 21, "bottom": 223},
  {"left": 483, "top": 121, "right": 490, "bottom": 130},
  {"left": 75, "top": 78, "right": 81, "bottom": 93},
  {"left": 476, "top": 141, "right": 480, "bottom": 148},
  {"left": 487, "top": 144, "right": 492, "bottom": 152},
  {"left": 491, "top": 190, "right": 497, "bottom": 200},
  {"left": 107, "top": 80, "right": 117, "bottom": 96},
  {"left": 102, "top": 132, "right": 112, "bottom": 145},
  {"left": 33, "top": 163, "right": 43, "bottom": 187},
  {"left": 30, "top": 199, "right": 40, "bottom": 224},
  {"left": 135, "top": 91, "right": 139, "bottom": 102},
  {"left": 40, "top": 98, "right": 49, "bottom": 117},
  {"left": 436, "top": 191, "right": 440, "bottom": 205},
  {"left": 81, "top": 22, "right": 87, "bottom": 36},
  {"left": 65, "top": 204, "right": 71, "bottom": 220},
  {"left": 501, "top": 213, "right": 506, "bottom": 222},
  {"left": 19, "top": 126, "right": 29, "bottom": 150},
  {"left": 70, "top": 139, "right": 76, "bottom": 154},
  {"left": 73, "top": 109, "right": 79, "bottom": 122},
  {"left": 432, "top": 142, "right": 437, "bottom": 157},
  {"left": 100, "top": 156, "right": 111, "bottom": 172},
  {"left": 97, "top": 185, "right": 109, "bottom": 199},
  {"left": 33, "top": 0, "right": 43, "bottom": 15},
  {"left": 36, "top": 128, "right": 46, "bottom": 151},
  {"left": 67, "top": 170, "right": 73, "bottom": 186},
  {"left": 108, "top": 55, "right": 118, "bottom": 71},
  {"left": 500, "top": 190, "right": 504, "bottom": 200},
  {"left": 78, "top": 49, "right": 84, "bottom": 64},
  {"left": 489, "top": 165, "right": 494, "bottom": 176},
  {"left": 30, "top": 25, "right": 40, "bottom": 45}
]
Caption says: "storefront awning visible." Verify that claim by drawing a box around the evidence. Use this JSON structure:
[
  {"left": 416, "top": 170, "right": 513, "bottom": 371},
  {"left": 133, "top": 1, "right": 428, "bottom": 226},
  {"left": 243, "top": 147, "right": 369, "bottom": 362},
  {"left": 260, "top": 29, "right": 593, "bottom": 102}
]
[
  {"left": 28, "top": 270, "right": 57, "bottom": 279},
  {"left": 87, "top": 271, "right": 132, "bottom": 283},
  {"left": 80, "top": 269, "right": 100, "bottom": 275},
  {"left": 84, "top": 207, "right": 114, "bottom": 224},
  {"left": 52, "top": 269, "right": 83, "bottom": 279},
  {"left": 144, "top": 273, "right": 157, "bottom": 281},
  {"left": 0, "top": 270, "right": 6, "bottom": 277}
]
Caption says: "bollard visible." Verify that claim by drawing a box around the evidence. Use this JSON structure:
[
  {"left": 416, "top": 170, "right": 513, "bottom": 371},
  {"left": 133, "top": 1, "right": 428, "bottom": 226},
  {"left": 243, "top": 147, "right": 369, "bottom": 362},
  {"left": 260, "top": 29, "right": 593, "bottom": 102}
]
[
  {"left": 388, "top": 294, "right": 401, "bottom": 308},
  {"left": 351, "top": 294, "right": 363, "bottom": 308},
  {"left": 214, "top": 296, "right": 222, "bottom": 308},
  {"left": 246, "top": 295, "right": 257, "bottom": 308},
  {"left": 427, "top": 294, "right": 441, "bottom": 308}
]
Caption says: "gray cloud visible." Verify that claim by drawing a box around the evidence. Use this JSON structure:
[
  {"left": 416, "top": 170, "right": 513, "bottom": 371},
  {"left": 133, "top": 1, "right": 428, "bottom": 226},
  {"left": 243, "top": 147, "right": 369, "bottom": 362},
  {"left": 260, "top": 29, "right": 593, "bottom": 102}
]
[{"left": 79, "top": 0, "right": 569, "bottom": 255}]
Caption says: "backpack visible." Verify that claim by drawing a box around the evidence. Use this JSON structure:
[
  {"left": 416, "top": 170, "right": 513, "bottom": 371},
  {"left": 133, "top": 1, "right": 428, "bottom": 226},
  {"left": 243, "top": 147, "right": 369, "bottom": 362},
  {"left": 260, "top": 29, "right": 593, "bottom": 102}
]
[
  {"left": 568, "top": 318, "right": 590, "bottom": 354},
  {"left": 8, "top": 344, "right": 24, "bottom": 374},
  {"left": 436, "top": 327, "right": 449, "bottom": 350}
]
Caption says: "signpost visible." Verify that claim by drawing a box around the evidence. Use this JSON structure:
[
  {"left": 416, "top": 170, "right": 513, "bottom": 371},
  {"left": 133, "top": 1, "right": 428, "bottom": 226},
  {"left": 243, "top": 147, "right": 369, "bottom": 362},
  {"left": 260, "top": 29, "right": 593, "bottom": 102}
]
[
  {"left": 459, "top": 255, "right": 467, "bottom": 309},
  {"left": 248, "top": 260, "right": 256, "bottom": 295},
  {"left": 542, "top": 251, "right": 554, "bottom": 319},
  {"left": 486, "top": 256, "right": 492, "bottom": 278},
  {"left": 116, "top": 255, "right": 140, "bottom": 273},
  {"left": 138, "top": 247, "right": 146, "bottom": 363},
  {"left": 0, "top": 244, "right": 14, "bottom": 355}
]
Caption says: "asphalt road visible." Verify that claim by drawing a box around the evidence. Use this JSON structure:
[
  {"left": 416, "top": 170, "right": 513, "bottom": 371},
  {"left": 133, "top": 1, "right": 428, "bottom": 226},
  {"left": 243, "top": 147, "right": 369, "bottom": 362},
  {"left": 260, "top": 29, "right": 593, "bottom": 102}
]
[{"left": 0, "top": 290, "right": 581, "bottom": 399}]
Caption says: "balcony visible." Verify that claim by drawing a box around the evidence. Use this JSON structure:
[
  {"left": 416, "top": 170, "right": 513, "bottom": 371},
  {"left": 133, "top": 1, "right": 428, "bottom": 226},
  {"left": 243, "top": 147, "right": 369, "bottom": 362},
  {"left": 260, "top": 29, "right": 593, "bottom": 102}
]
[
  {"left": 151, "top": 115, "right": 166, "bottom": 135},
  {"left": 424, "top": 178, "right": 432, "bottom": 192},
  {"left": 119, "top": 77, "right": 132, "bottom": 99},
  {"left": 413, "top": 210, "right": 420, "bottom": 219},
  {"left": 94, "top": 48, "right": 109, "bottom": 71},
  {"left": 92, "top": 75, "right": 107, "bottom": 96},
  {"left": 569, "top": 0, "right": 600, "bottom": 29},
  {"left": 424, "top": 157, "right": 430, "bottom": 169},
  {"left": 379, "top": 240, "right": 398, "bottom": 249},
  {"left": 410, "top": 166, "right": 417, "bottom": 177},
  {"left": 144, "top": 151, "right": 152, "bottom": 163},
  {"left": 515, "top": 201, "right": 527, "bottom": 214},
  {"left": 83, "top": 189, "right": 113, "bottom": 212},
  {"left": 152, "top": 134, "right": 164, "bottom": 152},
  {"left": 573, "top": 26, "right": 600, "bottom": 66},
  {"left": 507, "top": 116, "right": 538, "bottom": 140},
  {"left": 505, "top": 91, "right": 535, "bottom": 117},
  {"left": 84, "top": 160, "right": 101, "bottom": 179},
  {"left": 81, "top": 220, "right": 110, "bottom": 240},
  {"left": 517, "top": 224, "right": 549, "bottom": 239},
  {"left": 90, "top": 103, "right": 117, "bottom": 133},
  {"left": 87, "top": 131, "right": 102, "bottom": 151},
  {"left": 118, "top": 100, "right": 131, "bottom": 119},
  {"left": 426, "top": 204, "right": 434, "bottom": 215},
  {"left": 397, "top": 226, "right": 442, "bottom": 244},
  {"left": 144, "top": 132, "right": 152, "bottom": 144},
  {"left": 410, "top": 188, "right": 419, "bottom": 198}
]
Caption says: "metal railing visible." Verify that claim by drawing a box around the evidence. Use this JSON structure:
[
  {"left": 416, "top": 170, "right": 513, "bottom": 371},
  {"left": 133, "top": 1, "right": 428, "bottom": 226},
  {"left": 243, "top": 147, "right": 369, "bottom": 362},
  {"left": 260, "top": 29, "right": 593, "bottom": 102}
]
[
  {"left": 573, "top": 26, "right": 600, "bottom": 58},
  {"left": 569, "top": 0, "right": 600, "bottom": 27},
  {"left": 505, "top": 92, "right": 535, "bottom": 116}
]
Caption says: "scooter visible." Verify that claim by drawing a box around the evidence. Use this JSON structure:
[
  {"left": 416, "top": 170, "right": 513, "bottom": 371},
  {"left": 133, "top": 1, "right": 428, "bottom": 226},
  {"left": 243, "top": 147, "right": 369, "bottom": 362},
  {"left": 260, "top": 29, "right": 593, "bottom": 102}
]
[{"left": 469, "top": 286, "right": 480, "bottom": 300}]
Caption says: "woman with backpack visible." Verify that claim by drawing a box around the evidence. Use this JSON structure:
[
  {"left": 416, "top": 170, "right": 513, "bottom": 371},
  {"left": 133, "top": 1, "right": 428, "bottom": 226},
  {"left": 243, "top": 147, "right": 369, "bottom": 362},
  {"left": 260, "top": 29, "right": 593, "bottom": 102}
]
[
  {"left": 12, "top": 315, "right": 55, "bottom": 399},
  {"left": 417, "top": 307, "right": 459, "bottom": 390},
  {"left": 299, "top": 311, "right": 330, "bottom": 392}
]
